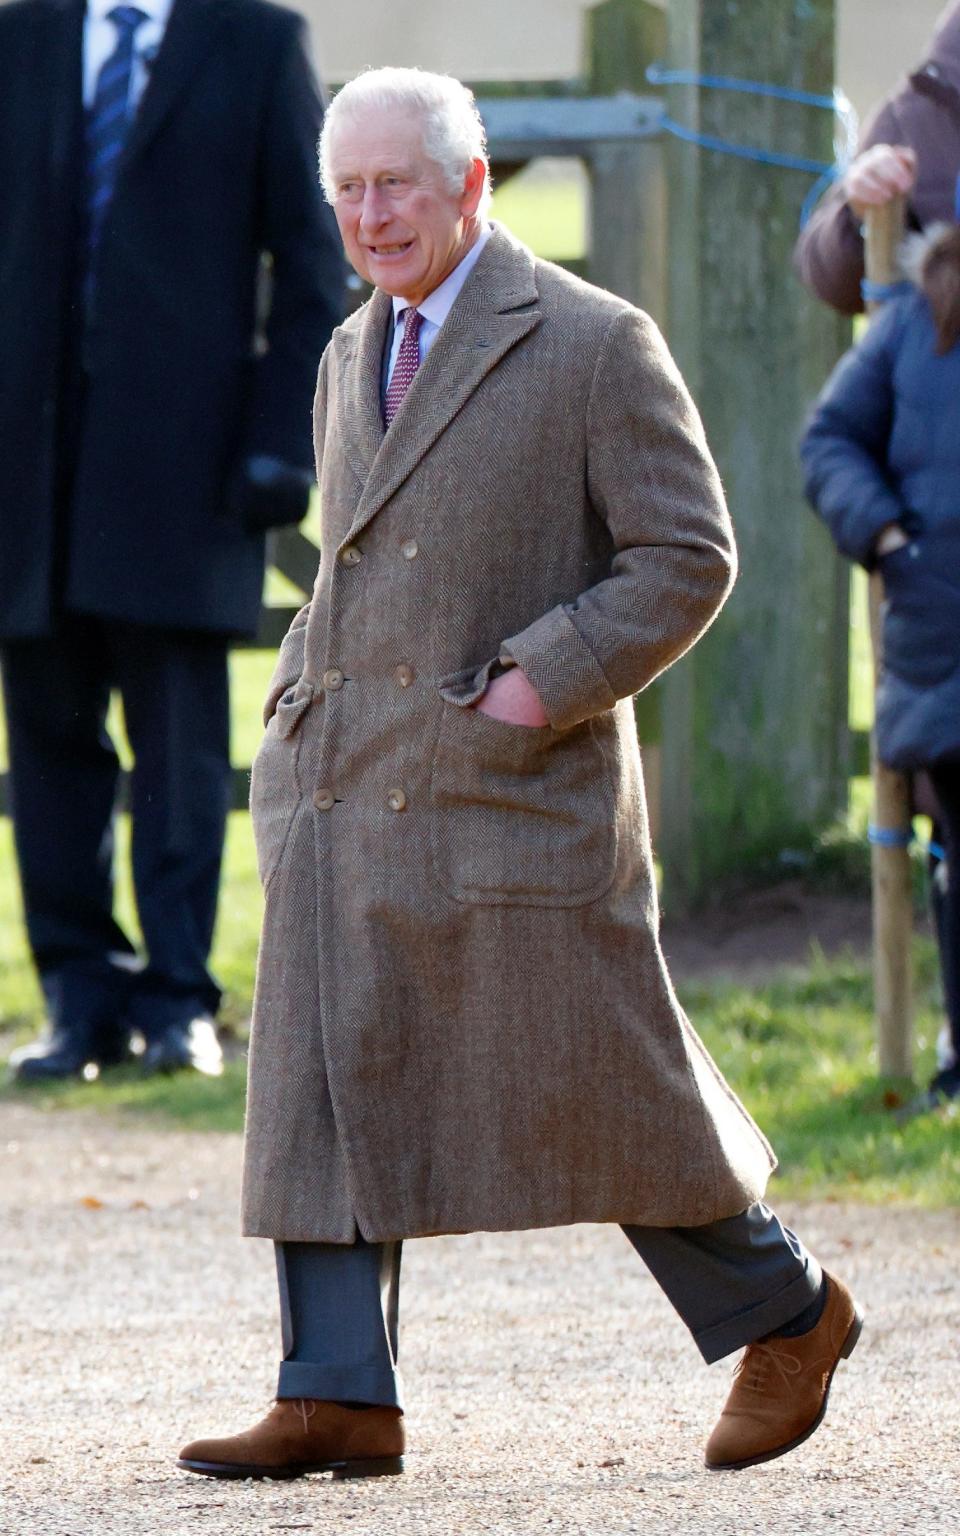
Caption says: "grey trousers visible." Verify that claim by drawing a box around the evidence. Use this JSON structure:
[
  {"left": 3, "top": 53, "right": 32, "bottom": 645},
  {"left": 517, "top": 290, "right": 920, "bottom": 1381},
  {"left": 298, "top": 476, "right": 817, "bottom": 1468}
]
[{"left": 275, "top": 1202, "right": 822, "bottom": 1409}]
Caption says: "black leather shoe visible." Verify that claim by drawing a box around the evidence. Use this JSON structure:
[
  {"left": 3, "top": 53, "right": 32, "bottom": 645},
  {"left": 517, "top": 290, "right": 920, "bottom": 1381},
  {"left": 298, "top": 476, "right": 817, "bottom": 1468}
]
[
  {"left": 9, "top": 1024, "right": 130, "bottom": 1082},
  {"left": 897, "top": 1063, "right": 960, "bottom": 1121},
  {"left": 141, "top": 1016, "right": 223, "bottom": 1077}
]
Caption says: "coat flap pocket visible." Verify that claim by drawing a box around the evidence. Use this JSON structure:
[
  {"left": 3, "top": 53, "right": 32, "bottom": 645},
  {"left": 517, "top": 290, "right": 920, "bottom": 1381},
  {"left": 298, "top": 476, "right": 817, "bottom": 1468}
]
[
  {"left": 273, "top": 679, "right": 315, "bottom": 739},
  {"left": 437, "top": 660, "right": 497, "bottom": 708}
]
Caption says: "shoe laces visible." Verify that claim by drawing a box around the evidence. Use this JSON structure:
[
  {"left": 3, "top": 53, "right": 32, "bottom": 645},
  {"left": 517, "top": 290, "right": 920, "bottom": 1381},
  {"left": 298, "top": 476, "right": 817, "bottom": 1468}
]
[{"left": 733, "top": 1340, "right": 803, "bottom": 1393}]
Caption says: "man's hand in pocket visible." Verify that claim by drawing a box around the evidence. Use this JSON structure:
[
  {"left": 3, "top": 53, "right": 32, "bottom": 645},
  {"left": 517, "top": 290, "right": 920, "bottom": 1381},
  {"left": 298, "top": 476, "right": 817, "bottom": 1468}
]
[{"left": 473, "top": 666, "right": 549, "bottom": 727}]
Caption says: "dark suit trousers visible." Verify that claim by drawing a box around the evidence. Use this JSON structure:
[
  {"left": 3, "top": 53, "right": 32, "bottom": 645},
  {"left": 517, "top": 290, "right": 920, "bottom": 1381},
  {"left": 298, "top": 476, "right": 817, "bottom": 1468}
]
[
  {"left": 0, "top": 614, "right": 230, "bottom": 1037},
  {"left": 273, "top": 1203, "right": 822, "bottom": 1410}
]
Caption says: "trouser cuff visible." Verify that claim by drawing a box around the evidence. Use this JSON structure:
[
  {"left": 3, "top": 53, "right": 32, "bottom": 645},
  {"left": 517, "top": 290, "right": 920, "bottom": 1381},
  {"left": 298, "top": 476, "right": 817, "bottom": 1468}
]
[
  {"left": 693, "top": 1257, "right": 824, "bottom": 1364},
  {"left": 276, "top": 1360, "right": 403, "bottom": 1410}
]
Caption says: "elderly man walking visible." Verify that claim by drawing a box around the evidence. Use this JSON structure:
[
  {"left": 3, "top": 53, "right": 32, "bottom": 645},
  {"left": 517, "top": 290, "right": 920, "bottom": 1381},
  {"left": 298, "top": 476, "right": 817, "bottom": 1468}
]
[{"left": 179, "top": 67, "right": 862, "bottom": 1483}]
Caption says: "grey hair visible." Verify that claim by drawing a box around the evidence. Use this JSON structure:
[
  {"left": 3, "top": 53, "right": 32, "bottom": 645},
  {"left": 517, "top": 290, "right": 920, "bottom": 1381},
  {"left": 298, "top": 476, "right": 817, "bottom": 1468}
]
[{"left": 319, "top": 66, "right": 492, "bottom": 213}]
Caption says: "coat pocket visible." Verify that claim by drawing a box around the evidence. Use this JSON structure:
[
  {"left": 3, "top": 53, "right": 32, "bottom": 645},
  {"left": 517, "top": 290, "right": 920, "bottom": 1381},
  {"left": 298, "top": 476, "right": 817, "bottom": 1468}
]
[
  {"left": 881, "top": 544, "right": 960, "bottom": 688},
  {"left": 249, "top": 680, "right": 314, "bottom": 890},
  {"left": 429, "top": 699, "right": 617, "bottom": 907}
]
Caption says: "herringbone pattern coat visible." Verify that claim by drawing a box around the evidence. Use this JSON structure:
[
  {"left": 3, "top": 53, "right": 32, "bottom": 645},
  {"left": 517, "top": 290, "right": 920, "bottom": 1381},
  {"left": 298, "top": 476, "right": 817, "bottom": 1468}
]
[{"left": 241, "top": 225, "right": 776, "bottom": 1242}]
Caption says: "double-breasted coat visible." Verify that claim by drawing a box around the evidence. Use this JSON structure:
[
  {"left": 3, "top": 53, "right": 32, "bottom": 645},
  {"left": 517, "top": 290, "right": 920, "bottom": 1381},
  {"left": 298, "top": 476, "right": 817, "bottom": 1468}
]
[{"left": 242, "top": 225, "right": 776, "bottom": 1243}]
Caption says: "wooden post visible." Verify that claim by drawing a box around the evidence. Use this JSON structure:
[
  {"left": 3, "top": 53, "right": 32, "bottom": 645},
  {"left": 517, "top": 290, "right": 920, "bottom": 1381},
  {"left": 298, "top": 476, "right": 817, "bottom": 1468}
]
[
  {"left": 658, "top": 0, "right": 852, "bottom": 909},
  {"left": 864, "top": 197, "right": 914, "bottom": 1079},
  {"left": 587, "top": 0, "right": 668, "bottom": 842}
]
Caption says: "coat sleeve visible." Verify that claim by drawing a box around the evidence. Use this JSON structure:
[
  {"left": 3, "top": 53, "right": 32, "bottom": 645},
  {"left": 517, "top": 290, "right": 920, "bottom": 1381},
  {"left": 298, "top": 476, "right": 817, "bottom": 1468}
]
[
  {"left": 245, "top": 14, "right": 345, "bottom": 471},
  {"left": 800, "top": 300, "right": 908, "bottom": 567},
  {"left": 501, "top": 309, "right": 736, "bottom": 733},
  {"left": 792, "top": 96, "right": 912, "bottom": 316}
]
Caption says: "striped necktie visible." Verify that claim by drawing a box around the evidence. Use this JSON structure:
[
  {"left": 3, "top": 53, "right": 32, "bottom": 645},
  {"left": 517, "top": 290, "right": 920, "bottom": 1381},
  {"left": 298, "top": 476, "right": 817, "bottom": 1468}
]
[
  {"left": 85, "top": 6, "right": 149, "bottom": 293},
  {"left": 384, "top": 308, "right": 424, "bottom": 426}
]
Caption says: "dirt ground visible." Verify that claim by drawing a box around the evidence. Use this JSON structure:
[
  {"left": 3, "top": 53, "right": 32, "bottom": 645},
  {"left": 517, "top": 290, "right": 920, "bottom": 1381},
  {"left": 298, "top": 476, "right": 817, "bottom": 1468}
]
[
  {"left": 659, "top": 881, "right": 875, "bottom": 980},
  {"left": 1, "top": 1097, "right": 958, "bottom": 1536}
]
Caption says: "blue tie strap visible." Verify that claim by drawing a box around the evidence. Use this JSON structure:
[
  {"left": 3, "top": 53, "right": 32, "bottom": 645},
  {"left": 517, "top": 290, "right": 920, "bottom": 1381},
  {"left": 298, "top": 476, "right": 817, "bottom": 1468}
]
[
  {"left": 860, "top": 278, "right": 913, "bottom": 306},
  {"left": 85, "top": 6, "right": 149, "bottom": 298},
  {"left": 867, "top": 822, "right": 914, "bottom": 850}
]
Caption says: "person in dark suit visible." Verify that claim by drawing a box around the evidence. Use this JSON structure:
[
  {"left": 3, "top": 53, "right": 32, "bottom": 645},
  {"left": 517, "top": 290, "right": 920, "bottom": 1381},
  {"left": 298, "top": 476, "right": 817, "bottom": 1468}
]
[{"left": 0, "top": 0, "right": 344, "bottom": 1080}]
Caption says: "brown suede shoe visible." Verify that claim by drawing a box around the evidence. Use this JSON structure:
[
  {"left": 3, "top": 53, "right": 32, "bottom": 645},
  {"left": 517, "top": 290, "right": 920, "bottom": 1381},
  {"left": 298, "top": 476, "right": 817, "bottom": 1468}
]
[
  {"left": 177, "top": 1399, "right": 405, "bottom": 1480},
  {"left": 704, "top": 1271, "right": 863, "bottom": 1471}
]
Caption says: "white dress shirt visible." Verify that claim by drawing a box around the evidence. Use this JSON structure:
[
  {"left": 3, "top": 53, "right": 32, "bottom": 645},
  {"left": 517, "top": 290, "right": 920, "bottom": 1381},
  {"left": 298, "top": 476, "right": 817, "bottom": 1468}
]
[
  {"left": 83, "top": 0, "right": 174, "bottom": 111},
  {"left": 386, "top": 223, "right": 493, "bottom": 391}
]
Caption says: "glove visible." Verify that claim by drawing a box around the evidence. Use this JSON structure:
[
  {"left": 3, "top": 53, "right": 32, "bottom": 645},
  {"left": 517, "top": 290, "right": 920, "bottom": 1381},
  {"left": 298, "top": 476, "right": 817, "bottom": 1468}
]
[{"left": 231, "top": 455, "right": 313, "bottom": 533}]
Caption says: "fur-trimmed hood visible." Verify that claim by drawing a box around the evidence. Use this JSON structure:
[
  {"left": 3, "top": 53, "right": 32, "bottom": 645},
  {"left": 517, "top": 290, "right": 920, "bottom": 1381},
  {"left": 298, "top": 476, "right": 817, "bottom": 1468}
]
[
  {"left": 902, "top": 221, "right": 960, "bottom": 284},
  {"left": 902, "top": 222, "right": 960, "bottom": 351}
]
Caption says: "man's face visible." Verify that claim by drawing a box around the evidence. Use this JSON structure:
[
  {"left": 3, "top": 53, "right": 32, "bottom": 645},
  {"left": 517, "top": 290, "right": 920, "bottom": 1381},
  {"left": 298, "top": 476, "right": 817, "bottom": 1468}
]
[{"left": 329, "top": 109, "right": 484, "bottom": 306}]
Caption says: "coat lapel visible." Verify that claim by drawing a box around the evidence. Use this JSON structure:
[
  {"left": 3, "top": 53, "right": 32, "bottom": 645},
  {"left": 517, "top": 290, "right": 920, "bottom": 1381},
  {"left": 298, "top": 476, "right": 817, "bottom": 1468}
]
[
  {"left": 120, "top": 0, "right": 233, "bottom": 171},
  {"left": 340, "top": 228, "right": 542, "bottom": 549},
  {"left": 336, "top": 289, "right": 393, "bottom": 489}
]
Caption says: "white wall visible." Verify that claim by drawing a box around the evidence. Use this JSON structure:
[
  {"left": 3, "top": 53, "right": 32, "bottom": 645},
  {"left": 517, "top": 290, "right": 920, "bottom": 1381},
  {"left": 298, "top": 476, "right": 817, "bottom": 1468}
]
[
  {"left": 838, "top": 0, "right": 946, "bottom": 125},
  {"left": 302, "top": 0, "right": 952, "bottom": 133},
  {"left": 305, "top": 0, "right": 588, "bottom": 83}
]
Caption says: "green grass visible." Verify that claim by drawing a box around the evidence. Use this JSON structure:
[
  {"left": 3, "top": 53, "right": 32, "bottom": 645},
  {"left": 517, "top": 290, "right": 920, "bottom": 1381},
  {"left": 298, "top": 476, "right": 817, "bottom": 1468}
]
[
  {"left": 491, "top": 161, "right": 587, "bottom": 262},
  {"left": 683, "top": 939, "right": 959, "bottom": 1207}
]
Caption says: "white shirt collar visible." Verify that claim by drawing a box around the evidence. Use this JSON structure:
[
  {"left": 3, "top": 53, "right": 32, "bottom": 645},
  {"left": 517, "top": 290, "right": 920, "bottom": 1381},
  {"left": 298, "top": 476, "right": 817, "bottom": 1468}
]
[
  {"left": 87, "top": 0, "right": 174, "bottom": 26},
  {"left": 392, "top": 223, "right": 493, "bottom": 328}
]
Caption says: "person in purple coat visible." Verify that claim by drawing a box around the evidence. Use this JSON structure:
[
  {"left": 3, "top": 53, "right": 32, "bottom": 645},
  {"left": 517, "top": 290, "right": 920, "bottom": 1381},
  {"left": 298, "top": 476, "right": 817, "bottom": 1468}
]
[{"left": 794, "top": 2, "right": 960, "bottom": 313}]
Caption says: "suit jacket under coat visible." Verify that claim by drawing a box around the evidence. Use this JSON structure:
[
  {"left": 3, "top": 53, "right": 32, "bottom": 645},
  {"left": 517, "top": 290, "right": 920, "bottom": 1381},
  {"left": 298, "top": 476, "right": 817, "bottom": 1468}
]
[
  {"left": 0, "top": 0, "right": 343, "bottom": 638},
  {"left": 241, "top": 226, "right": 776, "bottom": 1244}
]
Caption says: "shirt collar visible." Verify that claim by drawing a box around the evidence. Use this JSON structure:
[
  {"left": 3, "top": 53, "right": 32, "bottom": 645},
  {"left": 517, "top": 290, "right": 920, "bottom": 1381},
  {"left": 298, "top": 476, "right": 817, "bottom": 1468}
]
[
  {"left": 87, "top": 0, "right": 174, "bottom": 26},
  {"left": 392, "top": 222, "right": 493, "bottom": 329}
]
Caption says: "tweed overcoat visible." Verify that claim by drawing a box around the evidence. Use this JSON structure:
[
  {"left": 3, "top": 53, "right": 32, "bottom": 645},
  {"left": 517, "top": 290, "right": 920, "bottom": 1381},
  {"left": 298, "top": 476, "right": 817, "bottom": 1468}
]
[{"left": 241, "top": 225, "right": 776, "bottom": 1243}]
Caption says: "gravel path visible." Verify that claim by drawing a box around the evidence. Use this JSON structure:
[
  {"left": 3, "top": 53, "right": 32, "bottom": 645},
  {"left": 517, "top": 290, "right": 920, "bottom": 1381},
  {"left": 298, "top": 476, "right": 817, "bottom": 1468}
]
[{"left": 1, "top": 1101, "right": 958, "bottom": 1536}]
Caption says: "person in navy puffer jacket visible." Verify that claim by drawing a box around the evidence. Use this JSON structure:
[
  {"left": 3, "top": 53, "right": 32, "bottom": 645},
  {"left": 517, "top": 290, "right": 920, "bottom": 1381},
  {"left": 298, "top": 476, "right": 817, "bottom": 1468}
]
[{"left": 802, "top": 218, "right": 960, "bottom": 1109}]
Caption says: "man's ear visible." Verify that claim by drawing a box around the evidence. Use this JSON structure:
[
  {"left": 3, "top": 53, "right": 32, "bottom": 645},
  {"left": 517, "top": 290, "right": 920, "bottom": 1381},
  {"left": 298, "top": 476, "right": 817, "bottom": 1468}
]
[{"left": 460, "top": 157, "right": 488, "bottom": 218}]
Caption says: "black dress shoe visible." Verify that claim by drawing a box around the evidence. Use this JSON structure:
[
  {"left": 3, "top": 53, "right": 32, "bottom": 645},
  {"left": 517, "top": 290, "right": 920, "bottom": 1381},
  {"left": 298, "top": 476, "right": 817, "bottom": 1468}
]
[
  {"left": 141, "top": 1016, "right": 223, "bottom": 1077},
  {"left": 9, "top": 1024, "right": 130, "bottom": 1082},
  {"left": 897, "top": 1063, "right": 960, "bottom": 1120}
]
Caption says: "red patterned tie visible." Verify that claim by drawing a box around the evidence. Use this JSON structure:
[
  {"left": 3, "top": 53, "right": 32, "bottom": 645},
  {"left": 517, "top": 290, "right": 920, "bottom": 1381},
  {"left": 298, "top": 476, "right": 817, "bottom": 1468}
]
[{"left": 384, "top": 308, "right": 424, "bottom": 426}]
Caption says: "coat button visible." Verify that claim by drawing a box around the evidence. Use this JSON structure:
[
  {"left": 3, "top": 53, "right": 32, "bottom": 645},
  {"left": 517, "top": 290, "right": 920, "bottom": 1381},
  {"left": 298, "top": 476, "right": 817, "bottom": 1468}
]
[
  {"left": 401, "top": 539, "right": 419, "bottom": 561},
  {"left": 313, "top": 787, "right": 335, "bottom": 811},
  {"left": 387, "top": 787, "right": 407, "bottom": 812},
  {"left": 395, "top": 663, "right": 414, "bottom": 688},
  {"left": 340, "top": 545, "right": 362, "bottom": 566},
  {"left": 323, "top": 668, "right": 344, "bottom": 691}
]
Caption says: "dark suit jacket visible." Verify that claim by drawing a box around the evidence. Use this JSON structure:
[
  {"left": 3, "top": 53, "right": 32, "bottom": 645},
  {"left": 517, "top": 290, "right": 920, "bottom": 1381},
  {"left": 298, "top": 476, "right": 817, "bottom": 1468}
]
[{"left": 0, "top": 0, "right": 344, "bottom": 638}]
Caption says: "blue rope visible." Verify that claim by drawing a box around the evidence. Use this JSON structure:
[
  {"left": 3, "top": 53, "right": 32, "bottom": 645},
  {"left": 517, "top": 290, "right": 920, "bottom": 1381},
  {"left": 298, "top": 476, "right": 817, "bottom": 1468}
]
[
  {"left": 645, "top": 63, "right": 857, "bottom": 227},
  {"left": 868, "top": 822, "right": 914, "bottom": 850},
  {"left": 867, "top": 824, "right": 948, "bottom": 864},
  {"left": 646, "top": 65, "right": 837, "bottom": 111},
  {"left": 655, "top": 114, "right": 835, "bottom": 177},
  {"left": 861, "top": 278, "right": 913, "bottom": 305},
  {"left": 801, "top": 166, "right": 842, "bottom": 229}
]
